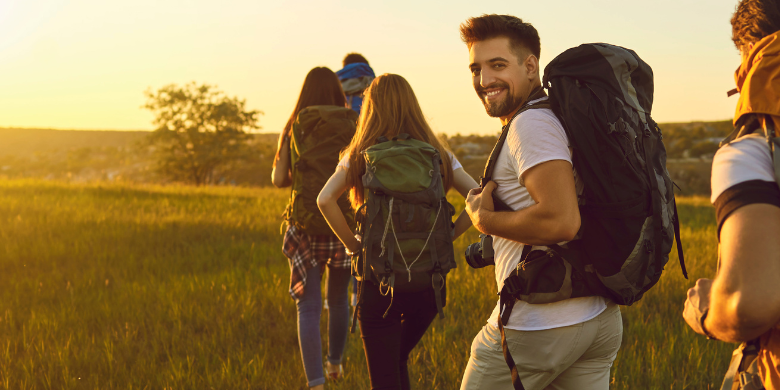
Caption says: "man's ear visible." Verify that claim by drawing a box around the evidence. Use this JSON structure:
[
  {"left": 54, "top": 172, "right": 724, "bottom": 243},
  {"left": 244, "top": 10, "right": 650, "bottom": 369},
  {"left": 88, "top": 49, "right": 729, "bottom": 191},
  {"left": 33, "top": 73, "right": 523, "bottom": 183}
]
[
  {"left": 524, "top": 53, "right": 539, "bottom": 79},
  {"left": 741, "top": 42, "right": 756, "bottom": 63}
]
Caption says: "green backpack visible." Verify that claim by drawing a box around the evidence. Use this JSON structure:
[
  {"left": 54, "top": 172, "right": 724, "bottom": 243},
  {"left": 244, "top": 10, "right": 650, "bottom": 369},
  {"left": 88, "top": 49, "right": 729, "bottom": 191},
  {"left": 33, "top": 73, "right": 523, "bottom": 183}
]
[
  {"left": 284, "top": 105, "right": 357, "bottom": 235},
  {"left": 352, "top": 134, "right": 456, "bottom": 323}
]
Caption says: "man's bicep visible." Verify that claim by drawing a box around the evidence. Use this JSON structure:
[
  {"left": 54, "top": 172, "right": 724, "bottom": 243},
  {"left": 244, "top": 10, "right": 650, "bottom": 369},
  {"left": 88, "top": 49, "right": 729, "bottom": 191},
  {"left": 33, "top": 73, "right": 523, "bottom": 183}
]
[
  {"left": 510, "top": 114, "right": 571, "bottom": 185},
  {"left": 522, "top": 159, "right": 578, "bottom": 220},
  {"left": 719, "top": 203, "right": 780, "bottom": 317}
]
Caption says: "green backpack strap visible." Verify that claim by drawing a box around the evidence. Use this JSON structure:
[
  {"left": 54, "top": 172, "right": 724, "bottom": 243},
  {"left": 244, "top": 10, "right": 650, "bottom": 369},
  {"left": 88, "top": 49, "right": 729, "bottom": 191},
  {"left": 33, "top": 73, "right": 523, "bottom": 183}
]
[
  {"left": 350, "top": 196, "right": 380, "bottom": 334},
  {"left": 429, "top": 213, "right": 446, "bottom": 319}
]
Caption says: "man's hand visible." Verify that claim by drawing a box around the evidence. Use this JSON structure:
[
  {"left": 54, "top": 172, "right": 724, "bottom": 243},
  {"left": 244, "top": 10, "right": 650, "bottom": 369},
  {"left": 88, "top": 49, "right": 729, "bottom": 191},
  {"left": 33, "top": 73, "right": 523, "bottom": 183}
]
[
  {"left": 465, "top": 181, "right": 497, "bottom": 234},
  {"left": 683, "top": 278, "right": 713, "bottom": 336}
]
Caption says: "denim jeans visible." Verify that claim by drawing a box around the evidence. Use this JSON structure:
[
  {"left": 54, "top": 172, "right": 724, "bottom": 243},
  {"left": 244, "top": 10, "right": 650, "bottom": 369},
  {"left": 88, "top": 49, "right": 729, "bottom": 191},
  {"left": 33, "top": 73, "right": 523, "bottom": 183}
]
[{"left": 296, "top": 264, "right": 351, "bottom": 388}]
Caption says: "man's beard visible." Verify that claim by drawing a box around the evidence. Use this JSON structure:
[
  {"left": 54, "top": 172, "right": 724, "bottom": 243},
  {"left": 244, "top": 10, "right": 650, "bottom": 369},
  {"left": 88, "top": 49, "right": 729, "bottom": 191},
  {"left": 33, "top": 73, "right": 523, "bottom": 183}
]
[{"left": 476, "top": 82, "right": 522, "bottom": 118}]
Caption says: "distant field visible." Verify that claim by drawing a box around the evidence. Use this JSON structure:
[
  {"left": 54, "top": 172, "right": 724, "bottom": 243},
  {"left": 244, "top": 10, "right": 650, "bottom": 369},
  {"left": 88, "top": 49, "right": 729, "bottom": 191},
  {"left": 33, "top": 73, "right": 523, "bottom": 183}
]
[
  {"left": 0, "top": 123, "right": 726, "bottom": 194},
  {"left": 0, "top": 179, "right": 733, "bottom": 389},
  {"left": 0, "top": 128, "right": 279, "bottom": 158},
  {"left": 0, "top": 128, "right": 149, "bottom": 157}
]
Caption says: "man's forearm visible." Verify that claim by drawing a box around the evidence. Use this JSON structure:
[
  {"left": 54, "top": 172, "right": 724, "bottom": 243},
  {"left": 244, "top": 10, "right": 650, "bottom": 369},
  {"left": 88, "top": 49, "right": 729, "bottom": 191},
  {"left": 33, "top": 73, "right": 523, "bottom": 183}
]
[
  {"left": 706, "top": 280, "right": 778, "bottom": 342},
  {"left": 705, "top": 204, "right": 780, "bottom": 342}
]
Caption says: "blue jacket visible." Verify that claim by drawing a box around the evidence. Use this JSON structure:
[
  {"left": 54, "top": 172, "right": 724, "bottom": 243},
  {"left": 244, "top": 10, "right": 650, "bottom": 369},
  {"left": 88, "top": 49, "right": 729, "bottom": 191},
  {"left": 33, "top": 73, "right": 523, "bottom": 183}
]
[{"left": 336, "top": 63, "right": 375, "bottom": 114}]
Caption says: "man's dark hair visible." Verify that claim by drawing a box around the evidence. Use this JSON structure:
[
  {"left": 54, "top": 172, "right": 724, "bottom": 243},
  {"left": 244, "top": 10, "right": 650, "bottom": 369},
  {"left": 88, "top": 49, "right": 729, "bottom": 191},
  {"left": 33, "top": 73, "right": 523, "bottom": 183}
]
[
  {"left": 459, "top": 14, "right": 541, "bottom": 61},
  {"left": 732, "top": 0, "right": 780, "bottom": 50},
  {"left": 343, "top": 53, "right": 369, "bottom": 67}
]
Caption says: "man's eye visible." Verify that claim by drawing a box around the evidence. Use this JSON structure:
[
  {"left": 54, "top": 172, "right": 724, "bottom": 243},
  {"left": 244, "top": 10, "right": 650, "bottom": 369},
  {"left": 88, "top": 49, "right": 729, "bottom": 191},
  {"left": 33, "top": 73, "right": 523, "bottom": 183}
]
[
  {"left": 471, "top": 69, "right": 480, "bottom": 76},
  {"left": 493, "top": 64, "right": 505, "bottom": 70}
]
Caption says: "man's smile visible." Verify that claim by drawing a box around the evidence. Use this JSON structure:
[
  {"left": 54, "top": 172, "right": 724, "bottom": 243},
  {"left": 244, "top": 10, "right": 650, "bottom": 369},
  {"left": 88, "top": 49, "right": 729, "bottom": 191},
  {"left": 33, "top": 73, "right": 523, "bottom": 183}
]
[
  {"left": 485, "top": 88, "right": 505, "bottom": 101},
  {"left": 480, "top": 87, "right": 506, "bottom": 103}
]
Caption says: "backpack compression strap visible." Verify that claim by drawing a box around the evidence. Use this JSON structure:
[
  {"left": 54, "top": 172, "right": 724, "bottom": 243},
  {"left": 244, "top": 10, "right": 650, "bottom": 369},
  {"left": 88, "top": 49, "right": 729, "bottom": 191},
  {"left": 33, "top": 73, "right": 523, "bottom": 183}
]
[{"left": 481, "top": 87, "right": 550, "bottom": 212}]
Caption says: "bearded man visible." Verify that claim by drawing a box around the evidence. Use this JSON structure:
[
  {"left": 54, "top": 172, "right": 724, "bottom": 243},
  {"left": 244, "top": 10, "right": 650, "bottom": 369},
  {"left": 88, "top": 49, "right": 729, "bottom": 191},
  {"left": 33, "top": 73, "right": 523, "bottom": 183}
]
[{"left": 460, "top": 14, "right": 623, "bottom": 390}]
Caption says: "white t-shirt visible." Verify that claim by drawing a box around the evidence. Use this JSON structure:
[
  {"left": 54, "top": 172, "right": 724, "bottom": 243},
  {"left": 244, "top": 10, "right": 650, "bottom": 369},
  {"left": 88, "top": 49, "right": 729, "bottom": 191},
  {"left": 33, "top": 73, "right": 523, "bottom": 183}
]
[
  {"left": 710, "top": 133, "right": 780, "bottom": 235},
  {"left": 711, "top": 134, "right": 776, "bottom": 202},
  {"left": 338, "top": 151, "right": 462, "bottom": 171},
  {"left": 487, "top": 97, "right": 607, "bottom": 331}
]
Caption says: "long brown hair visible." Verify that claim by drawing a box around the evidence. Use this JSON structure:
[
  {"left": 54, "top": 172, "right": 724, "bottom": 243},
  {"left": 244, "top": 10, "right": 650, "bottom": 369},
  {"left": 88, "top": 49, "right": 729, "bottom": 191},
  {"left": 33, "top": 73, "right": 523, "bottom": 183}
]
[
  {"left": 341, "top": 73, "right": 454, "bottom": 209},
  {"left": 273, "top": 67, "right": 347, "bottom": 166}
]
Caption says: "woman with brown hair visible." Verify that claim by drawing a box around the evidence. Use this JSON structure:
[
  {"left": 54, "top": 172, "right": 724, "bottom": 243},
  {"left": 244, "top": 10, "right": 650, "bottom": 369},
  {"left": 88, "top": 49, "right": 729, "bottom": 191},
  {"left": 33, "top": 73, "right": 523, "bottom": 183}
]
[
  {"left": 272, "top": 66, "right": 356, "bottom": 390},
  {"left": 317, "top": 73, "right": 478, "bottom": 390}
]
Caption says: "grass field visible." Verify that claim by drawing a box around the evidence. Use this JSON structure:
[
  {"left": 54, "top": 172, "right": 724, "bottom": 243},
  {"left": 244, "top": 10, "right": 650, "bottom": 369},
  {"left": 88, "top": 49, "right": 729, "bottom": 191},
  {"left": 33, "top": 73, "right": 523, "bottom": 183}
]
[{"left": 0, "top": 179, "right": 734, "bottom": 389}]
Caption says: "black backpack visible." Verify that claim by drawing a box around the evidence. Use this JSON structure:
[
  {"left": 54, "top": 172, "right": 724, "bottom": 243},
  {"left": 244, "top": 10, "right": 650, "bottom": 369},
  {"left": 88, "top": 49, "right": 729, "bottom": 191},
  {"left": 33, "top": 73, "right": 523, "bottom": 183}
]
[{"left": 486, "top": 43, "right": 688, "bottom": 390}]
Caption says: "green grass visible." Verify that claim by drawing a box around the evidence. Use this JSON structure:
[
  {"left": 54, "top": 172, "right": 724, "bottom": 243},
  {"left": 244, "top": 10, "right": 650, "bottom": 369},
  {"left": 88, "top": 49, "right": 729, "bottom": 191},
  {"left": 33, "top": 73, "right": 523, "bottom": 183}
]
[{"left": 0, "top": 179, "right": 733, "bottom": 389}]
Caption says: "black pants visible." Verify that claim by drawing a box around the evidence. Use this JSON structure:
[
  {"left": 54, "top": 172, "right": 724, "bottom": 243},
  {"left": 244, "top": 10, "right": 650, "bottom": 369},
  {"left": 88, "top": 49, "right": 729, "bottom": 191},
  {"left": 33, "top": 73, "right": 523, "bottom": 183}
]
[{"left": 357, "top": 281, "right": 445, "bottom": 390}]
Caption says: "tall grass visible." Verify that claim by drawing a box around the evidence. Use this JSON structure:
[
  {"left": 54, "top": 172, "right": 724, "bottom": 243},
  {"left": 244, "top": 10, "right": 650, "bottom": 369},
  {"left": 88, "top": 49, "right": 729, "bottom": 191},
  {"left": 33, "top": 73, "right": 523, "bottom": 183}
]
[{"left": 0, "top": 180, "right": 732, "bottom": 389}]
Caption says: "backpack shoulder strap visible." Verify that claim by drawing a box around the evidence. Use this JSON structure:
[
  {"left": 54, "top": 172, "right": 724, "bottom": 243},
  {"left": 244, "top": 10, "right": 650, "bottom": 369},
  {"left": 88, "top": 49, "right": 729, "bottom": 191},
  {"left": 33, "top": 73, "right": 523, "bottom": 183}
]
[
  {"left": 720, "top": 114, "right": 761, "bottom": 148},
  {"left": 481, "top": 88, "right": 550, "bottom": 211},
  {"left": 480, "top": 89, "right": 550, "bottom": 187},
  {"left": 720, "top": 114, "right": 780, "bottom": 184},
  {"left": 764, "top": 116, "right": 780, "bottom": 184}
]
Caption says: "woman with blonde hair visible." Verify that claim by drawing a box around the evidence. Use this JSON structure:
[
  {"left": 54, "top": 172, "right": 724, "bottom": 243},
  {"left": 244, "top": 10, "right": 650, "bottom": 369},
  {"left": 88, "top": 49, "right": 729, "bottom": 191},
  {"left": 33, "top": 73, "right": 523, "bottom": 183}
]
[{"left": 318, "top": 73, "right": 478, "bottom": 390}]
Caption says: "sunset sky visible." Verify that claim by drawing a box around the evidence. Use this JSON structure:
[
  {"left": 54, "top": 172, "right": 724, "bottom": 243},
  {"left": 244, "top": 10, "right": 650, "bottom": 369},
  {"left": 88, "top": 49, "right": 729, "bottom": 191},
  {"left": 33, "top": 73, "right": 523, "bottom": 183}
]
[{"left": 0, "top": 0, "right": 742, "bottom": 135}]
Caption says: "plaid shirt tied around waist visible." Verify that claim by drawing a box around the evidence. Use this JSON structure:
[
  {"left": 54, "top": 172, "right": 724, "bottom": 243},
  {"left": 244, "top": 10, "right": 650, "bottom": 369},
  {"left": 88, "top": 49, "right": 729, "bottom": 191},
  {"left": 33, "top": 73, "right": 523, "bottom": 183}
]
[{"left": 282, "top": 225, "right": 349, "bottom": 300}]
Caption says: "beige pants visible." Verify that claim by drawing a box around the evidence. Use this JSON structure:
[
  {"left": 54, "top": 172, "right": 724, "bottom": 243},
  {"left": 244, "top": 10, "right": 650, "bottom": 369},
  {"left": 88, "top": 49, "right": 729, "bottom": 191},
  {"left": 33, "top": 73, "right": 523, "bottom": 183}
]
[{"left": 460, "top": 303, "right": 622, "bottom": 390}]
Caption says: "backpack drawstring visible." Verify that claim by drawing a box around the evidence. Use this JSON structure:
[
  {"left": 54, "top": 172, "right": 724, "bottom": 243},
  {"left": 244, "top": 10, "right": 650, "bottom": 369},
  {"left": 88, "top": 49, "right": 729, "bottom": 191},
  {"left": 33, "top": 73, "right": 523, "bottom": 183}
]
[
  {"left": 378, "top": 197, "right": 394, "bottom": 258},
  {"left": 378, "top": 196, "right": 443, "bottom": 282},
  {"left": 390, "top": 199, "right": 442, "bottom": 282}
]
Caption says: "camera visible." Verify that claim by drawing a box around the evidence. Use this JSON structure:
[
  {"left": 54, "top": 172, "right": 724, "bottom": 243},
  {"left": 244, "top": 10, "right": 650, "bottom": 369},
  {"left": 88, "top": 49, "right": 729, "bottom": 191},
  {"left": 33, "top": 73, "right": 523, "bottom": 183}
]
[{"left": 465, "top": 234, "right": 495, "bottom": 268}]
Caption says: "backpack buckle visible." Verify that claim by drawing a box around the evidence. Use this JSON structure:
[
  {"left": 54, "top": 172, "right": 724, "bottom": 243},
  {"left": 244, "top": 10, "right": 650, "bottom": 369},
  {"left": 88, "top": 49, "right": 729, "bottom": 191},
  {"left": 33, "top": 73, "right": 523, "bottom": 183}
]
[
  {"left": 502, "top": 273, "right": 525, "bottom": 299},
  {"left": 432, "top": 273, "right": 444, "bottom": 291},
  {"left": 379, "top": 274, "right": 393, "bottom": 296}
]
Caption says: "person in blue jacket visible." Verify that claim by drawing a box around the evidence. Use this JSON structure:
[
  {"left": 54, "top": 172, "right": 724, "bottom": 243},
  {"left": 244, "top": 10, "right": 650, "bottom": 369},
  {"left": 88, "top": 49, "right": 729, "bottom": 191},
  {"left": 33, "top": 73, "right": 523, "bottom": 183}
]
[
  {"left": 336, "top": 53, "right": 375, "bottom": 114},
  {"left": 336, "top": 53, "right": 375, "bottom": 309}
]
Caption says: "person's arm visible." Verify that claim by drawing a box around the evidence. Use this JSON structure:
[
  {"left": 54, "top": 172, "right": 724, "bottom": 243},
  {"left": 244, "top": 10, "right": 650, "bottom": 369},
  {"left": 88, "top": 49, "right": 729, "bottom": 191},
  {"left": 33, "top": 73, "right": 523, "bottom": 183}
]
[
  {"left": 465, "top": 160, "right": 580, "bottom": 245},
  {"left": 684, "top": 204, "right": 780, "bottom": 342},
  {"left": 317, "top": 167, "right": 360, "bottom": 253},
  {"left": 451, "top": 167, "right": 479, "bottom": 240},
  {"left": 272, "top": 133, "right": 292, "bottom": 188}
]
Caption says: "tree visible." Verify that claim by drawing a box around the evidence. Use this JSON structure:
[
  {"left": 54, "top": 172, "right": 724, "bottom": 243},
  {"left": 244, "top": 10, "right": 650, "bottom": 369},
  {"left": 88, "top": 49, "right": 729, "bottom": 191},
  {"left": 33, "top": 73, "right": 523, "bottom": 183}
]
[{"left": 143, "top": 82, "right": 262, "bottom": 185}]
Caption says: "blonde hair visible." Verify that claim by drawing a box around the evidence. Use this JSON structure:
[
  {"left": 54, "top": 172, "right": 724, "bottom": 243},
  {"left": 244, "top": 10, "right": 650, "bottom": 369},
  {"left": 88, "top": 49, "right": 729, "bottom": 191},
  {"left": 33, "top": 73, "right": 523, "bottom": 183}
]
[{"left": 341, "top": 74, "right": 454, "bottom": 209}]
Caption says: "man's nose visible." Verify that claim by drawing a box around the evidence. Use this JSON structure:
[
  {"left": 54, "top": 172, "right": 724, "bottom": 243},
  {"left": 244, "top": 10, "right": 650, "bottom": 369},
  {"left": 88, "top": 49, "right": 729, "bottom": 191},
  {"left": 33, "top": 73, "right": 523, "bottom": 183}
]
[{"left": 480, "top": 70, "right": 494, "bottom": 89}]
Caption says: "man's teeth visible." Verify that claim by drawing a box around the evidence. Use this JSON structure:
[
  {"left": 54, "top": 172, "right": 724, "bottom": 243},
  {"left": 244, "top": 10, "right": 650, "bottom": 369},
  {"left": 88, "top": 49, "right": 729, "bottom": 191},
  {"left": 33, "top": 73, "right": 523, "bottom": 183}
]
[{"left": 486, "top": 90, "right": 502, "bottom": 97}]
